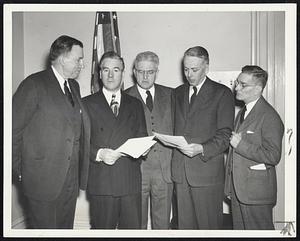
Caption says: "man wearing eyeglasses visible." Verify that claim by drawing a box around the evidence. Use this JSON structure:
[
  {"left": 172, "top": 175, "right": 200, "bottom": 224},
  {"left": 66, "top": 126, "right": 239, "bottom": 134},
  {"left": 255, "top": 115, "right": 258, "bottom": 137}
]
[
  {"left": 126, "top": 51, "right": 174, "bottom": 229},
  {"left": 172, "top": 46, "right": 235, "bottom": 229},
  {"left": 224, "top": 65, "right": 284, "bottom": 229}
]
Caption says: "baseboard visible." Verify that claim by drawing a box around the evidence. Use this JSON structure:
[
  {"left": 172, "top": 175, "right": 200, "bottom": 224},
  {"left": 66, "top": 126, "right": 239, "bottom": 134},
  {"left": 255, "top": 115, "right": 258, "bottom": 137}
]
[{"left": 12, "top": 215, "right": 27, "bottom": 229}]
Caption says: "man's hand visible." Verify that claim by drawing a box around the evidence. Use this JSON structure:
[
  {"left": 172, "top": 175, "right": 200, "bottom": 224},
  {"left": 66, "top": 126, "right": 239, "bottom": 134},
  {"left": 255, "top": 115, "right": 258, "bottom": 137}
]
[
  {"left": 96, "top": 148, "right": 122, "bottom": 165},
  {"left": 230, "top": 132, "right": 242, "bottom": 149},
  {"left": 179, "top": 143, "right": 203, "bottom": 158}
]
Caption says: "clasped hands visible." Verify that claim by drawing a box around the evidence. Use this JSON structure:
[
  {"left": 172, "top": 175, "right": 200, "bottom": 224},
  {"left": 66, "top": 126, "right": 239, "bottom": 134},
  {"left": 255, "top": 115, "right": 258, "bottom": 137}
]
[{"left": 230, "top": 131, "right": 242, "bottom": 148}]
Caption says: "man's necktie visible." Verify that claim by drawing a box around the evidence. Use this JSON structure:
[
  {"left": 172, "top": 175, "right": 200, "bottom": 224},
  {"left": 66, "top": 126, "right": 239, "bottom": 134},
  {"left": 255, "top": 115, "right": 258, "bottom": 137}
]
[
  {"left": 110, "top": 94, "right": 119, "bottom": 117},
  {"left": 64, "top": 80, "right": 74, "bottom": 107},
  {"left": 146, "top": 90, "right": 153, "bottom": 112},
  {"left": 190, "top": 86, "right": 197, "bottom": 106},
  {"left": 239, "top": 106, "right": 247, "bottom": 124}
]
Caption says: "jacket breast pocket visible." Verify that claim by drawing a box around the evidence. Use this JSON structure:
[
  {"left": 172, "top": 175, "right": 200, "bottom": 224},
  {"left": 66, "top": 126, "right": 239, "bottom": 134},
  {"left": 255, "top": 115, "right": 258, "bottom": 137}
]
[{"left": 246, "top": 168, "right": 274, "bottom": 203}]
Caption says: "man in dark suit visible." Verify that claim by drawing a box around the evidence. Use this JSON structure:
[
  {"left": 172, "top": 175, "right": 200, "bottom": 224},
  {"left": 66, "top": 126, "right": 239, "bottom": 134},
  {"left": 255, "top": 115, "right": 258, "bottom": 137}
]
[
  {"left": 172, "top": 46, "right": 235, "bottom": 229},
  {"left": 126, "top": 51, "right": 174, "bottom": 229},
  {"left": 12, "top": 35, "right": 90, "bottom": 228},
  {"left": 224, "top": 65, "right": 284, "bottom": 229},
  {"left": 83, "top": 51, "right": 147, "bottom": 229}
]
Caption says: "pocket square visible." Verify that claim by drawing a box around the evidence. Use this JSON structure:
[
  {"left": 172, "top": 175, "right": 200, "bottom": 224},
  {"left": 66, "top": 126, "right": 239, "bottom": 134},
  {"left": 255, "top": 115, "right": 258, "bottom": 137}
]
[
  {"left": 250, "top": 163, "right": 266, "bottom": 170},
  {"left": 246, "top": 130, "right": 254, "bottom": 134}
]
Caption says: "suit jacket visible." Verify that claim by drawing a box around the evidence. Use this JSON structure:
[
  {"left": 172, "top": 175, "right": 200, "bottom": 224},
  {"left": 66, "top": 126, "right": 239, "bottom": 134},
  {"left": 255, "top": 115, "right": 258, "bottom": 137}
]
[
  {"left": 12, "top": 68, "right": 90, "bottom": 201},
  {"left": 125, "top": 84, "right": 174, "bottom": 183},
  {"left": 83, "top": 90, "right": 147, "bottom": 196},
  {"left": 172, "top": 78, "right": 235, "bottom": 186},
  {"left": 224, "top": 96, "right": 284, "bottom": 205}
]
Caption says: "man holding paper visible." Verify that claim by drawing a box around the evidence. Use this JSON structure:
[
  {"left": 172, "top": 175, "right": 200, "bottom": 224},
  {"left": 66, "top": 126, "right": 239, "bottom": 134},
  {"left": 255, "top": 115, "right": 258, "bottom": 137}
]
[
  {"left": 224, "top": 65, "right": 284, "bottom": 229},
  {"left": 83, "top": 51, "right": 147, "bottom": 229},
  {"left": 126, "top": 51, "right": 174, "bottom": 229},
  {"left": 172, "top": 46, "right": 235, "bottom": 229}
]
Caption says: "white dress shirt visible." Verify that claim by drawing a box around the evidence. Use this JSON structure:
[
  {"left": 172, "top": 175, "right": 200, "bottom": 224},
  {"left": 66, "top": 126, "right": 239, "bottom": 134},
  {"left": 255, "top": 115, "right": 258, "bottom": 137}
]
[
  {"left": 189, "top": 77, "right": 206, "bottom": 102},
  {"left": 102, "top": 87, "right": 121, "bottom": 106},
  {"left": 51, "top": 65, "right": 70, "bottom": 94},
  {"left": 137, "top": 85, "right": 155, "bottom": 104},
  {"left": 244, "top": 97, "right": 259, "bottom": 119}
]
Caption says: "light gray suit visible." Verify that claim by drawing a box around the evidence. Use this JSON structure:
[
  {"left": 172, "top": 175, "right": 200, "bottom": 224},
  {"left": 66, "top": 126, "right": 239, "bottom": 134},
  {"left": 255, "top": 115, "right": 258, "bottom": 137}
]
[
  {"left": 126, "top": 84, "right": 174, "bottom": 229},
  {"left": 224, "top": 96, "right": 284, "bottom": 229}
]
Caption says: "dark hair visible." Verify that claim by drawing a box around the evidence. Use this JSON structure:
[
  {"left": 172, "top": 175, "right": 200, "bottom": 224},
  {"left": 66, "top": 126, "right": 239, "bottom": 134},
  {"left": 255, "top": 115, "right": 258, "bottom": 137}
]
[
  {"left": 99, "top": 51, "right": 125, "bottom": 70},
  {"left": 184, "top": 46, "right": 209, "bottom": 64},
  {"left": 241, "top": 65, "right": 268, "bottom": 89},
  {"left": 49, "top": 35, "right": 83, "bottom": 62}
]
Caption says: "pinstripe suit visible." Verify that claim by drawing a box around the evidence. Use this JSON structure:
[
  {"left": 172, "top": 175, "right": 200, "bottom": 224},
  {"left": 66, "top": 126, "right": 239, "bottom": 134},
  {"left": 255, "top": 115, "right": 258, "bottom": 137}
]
[{"left": 83, "top": 89, "right": 147, "bottom": 229}]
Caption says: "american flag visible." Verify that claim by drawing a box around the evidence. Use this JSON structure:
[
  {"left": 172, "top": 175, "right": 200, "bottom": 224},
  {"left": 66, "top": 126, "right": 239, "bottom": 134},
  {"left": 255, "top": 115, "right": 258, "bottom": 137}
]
[{"left": 91, "top": 11, "right": 121, "bottom": 94}]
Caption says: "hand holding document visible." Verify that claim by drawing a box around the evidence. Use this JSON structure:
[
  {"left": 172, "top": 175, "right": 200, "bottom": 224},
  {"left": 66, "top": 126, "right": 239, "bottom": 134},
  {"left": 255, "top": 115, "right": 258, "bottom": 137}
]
[
  {"left": 116, "top": 136, "right": 157, "bottom": 159},
  {"left": 153, "top": 132, "right": 188, "bottom": 148}
]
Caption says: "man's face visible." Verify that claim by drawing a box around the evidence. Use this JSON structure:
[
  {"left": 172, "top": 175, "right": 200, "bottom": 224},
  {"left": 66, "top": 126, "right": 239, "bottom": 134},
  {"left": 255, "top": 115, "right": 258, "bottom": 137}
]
[
  {"left": 183, "top": 56, "right": 208, "bottom": 86},
  {"left": 134, "top": 60, "right": 158, "bottom": 90},
  {"left": 62, "top": 45, "right": 84, "bottom": 79},
  {"left": 100, "top": 58, "right": 124, "bottom": 92},
  {"left": 235, "top": 73, "right": 262, "bottom": 104}
]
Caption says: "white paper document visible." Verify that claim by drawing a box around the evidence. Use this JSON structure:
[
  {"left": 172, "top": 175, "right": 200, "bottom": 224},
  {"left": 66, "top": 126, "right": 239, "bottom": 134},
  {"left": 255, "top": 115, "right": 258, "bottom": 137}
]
[
  {"left": 116, "top": 136, "right": 157, "bottom": 159},
  {"left": 153, "top": 132, "right": 188, "bottom": 148},
  {"left": 249, "top": 163, "right": 266, "bottom": 170}
]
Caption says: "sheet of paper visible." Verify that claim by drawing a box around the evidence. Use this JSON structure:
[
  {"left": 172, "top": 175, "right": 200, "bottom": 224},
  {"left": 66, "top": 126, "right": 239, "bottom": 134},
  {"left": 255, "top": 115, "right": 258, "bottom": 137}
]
[
  {"left": 249, "top": 163, "right": 267, "bottom": 170},
  {"left": 153, "top": 132, "right": 188, "bottom": 148},
  {"left": 116, "top": 136, "right": 157, "bottom": 159}
]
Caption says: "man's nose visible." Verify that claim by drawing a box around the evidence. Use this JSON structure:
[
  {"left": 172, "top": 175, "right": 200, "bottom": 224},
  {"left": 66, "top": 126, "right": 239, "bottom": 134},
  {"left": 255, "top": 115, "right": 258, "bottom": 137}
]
[
  {"left": 143, "top": 72, "right": 148, "bottom": 79},
  {"left": 108, "top": 70, "right": 114, "bottom": 77}
]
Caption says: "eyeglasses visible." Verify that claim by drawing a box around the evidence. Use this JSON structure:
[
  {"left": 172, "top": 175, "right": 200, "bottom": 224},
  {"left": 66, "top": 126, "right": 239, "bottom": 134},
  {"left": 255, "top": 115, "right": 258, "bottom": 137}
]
[
  {"left": 135, "top": 69, "right": 157, "bottom": 75},
  {"left": 235, "top": 80, "right": 257, "bottom": 88}
]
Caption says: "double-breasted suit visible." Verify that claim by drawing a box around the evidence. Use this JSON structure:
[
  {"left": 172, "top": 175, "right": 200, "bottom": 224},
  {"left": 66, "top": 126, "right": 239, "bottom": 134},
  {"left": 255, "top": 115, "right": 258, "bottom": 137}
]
[
  {"left": 12, "top": 68, "right": 90, "bottom": 227},
  {"left": 83, "top": 89, "right": 147, "bottom": 228},
  {"left": 224, "top": 96, "right": 284, "bottom": 229},
  {"left": 126, "top": 84, "right": 174, "bottom": 229},
  {"left": 173, "top": 78, "right": 235, "bottom": 229}
]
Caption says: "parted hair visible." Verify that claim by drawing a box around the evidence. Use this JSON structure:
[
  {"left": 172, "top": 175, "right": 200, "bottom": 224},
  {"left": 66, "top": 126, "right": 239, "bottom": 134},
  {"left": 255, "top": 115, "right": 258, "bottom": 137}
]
[
  {"left": 99, "top": 51, "right": 125, "bottom": 71},
  {"left": 49, "top": 35, "right": 83, "bottom": 62},
  {"left": 241, "top": 65, "right": 268, "bottom": 89},
  {"left": 184, "top": 46, "right": 209, "bottom": 64}
]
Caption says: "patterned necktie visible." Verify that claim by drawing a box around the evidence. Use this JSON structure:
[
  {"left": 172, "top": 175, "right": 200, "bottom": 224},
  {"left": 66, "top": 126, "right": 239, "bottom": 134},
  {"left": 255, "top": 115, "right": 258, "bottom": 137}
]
[
  {"left": 64, "top": 80, "right": 74, "bottom": 107},
  {"left": 110, "top": 94, "right": 119, "bottom": 117},
  {"left": 146, "top": 90, "right": 153, "bottom": 112},
  {"left": 239, "top": 106, "right": 247, "bottom": 124},
  {"left": 190, "top": 86, "right": 197, "bottom": 106}
]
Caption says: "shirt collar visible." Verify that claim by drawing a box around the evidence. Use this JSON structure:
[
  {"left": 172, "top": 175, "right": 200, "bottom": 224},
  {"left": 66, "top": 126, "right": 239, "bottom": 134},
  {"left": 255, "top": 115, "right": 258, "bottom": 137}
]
[
  {"left": 245, "top": 97, "right": 260, "bottom": 118},
  {"left": 137, "top": 84, "right": 155, "bottom": 104},
  {"left": 51, "top": 65, "right": 67, "bottom": 93},
  {"left": 102, "top": 87, "right": 121, "bottom": 105},
  {"left": 189, "top": 76, "right": 206, "bottom": 97}
]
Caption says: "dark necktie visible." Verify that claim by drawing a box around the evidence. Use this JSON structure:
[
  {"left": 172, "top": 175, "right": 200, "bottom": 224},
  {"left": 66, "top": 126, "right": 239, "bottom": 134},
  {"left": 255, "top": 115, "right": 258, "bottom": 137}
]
[
  {"left": 190, "top": 86, "right": 197, "bottom": 106},
  {"left": 64, "top": 80, "right": 74, "bottom": 107},
  {"left": 239, "top": 106, "right": 247, "bottom": 124},
  {"left": 146, "top": 90, "right": 153, "bottom": 112},
  {"left": 110, "top": 94, "right": 119, "bottom": 116}
]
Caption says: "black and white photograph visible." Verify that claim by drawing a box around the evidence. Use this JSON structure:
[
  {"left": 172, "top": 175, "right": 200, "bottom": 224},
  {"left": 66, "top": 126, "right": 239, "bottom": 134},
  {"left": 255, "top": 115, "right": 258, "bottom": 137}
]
[{"left": 3, "top": 3, "right": 296, "bottom": 238}]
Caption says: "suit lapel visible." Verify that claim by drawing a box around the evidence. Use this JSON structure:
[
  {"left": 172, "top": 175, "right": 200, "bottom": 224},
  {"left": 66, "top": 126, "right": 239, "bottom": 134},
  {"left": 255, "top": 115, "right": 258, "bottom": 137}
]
[
  {"left": 178, "top": 84, "right": 189, "bottom": 121},
  {"left": 153, "top": 84, "right": 167, "bottom": 118},
  {"left": 110, "top": 92, "right": 132, "bottom": 139},
  {"left": 238, "top": 97, "right": 265, "bottom": 132},
  {"left": 189, "top": 78, "right": 214, "bottom": 116},
  {"left": 45, "top": 69, "right": 73, "bottom": 125}
]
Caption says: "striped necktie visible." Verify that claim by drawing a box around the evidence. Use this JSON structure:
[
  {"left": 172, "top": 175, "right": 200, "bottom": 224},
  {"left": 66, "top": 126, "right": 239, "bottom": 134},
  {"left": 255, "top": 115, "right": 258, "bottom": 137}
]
[{"left": 110, "top": 94, "right": 119, "bottom": 116}]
